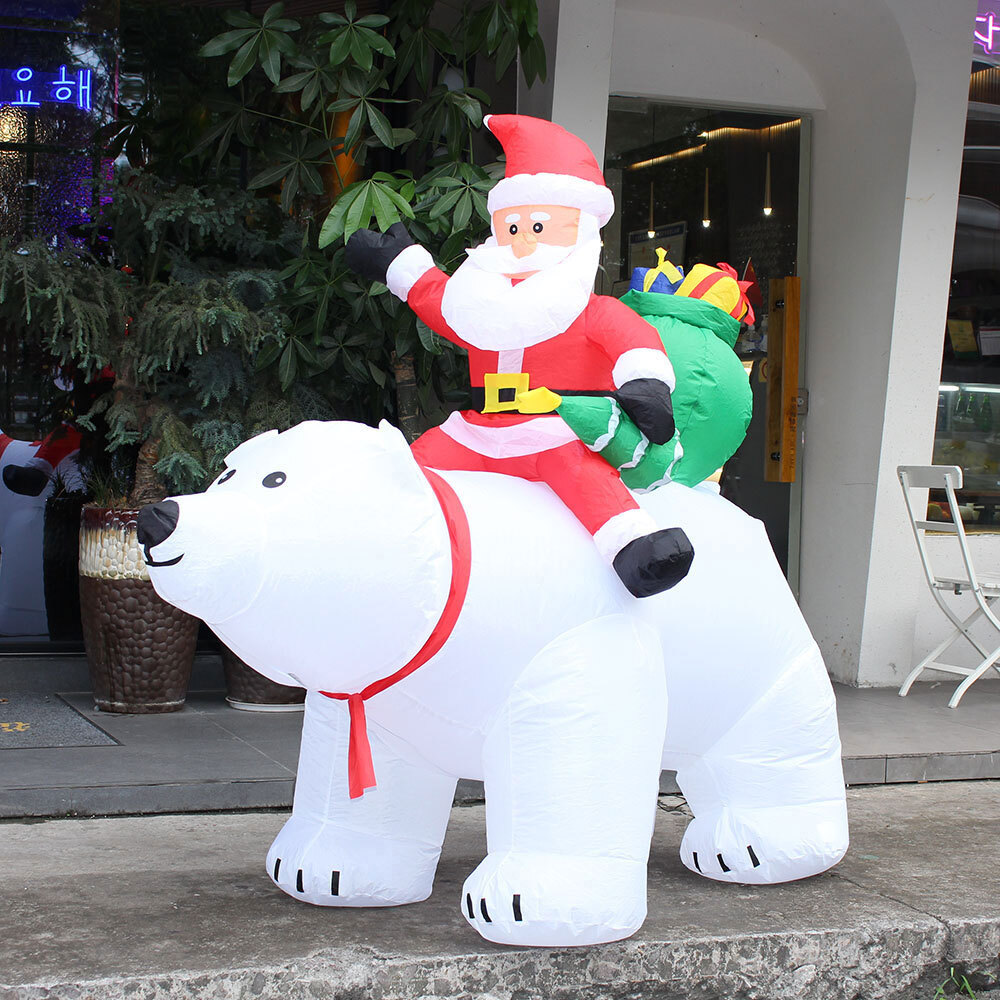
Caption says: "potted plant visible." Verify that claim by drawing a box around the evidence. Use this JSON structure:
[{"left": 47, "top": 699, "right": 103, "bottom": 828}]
[
  {"left": 0, "top": 175, "right": 299, "bottom": 710},
  {"left": 0, "top": 0, "right": 548, "bottom": 709}
]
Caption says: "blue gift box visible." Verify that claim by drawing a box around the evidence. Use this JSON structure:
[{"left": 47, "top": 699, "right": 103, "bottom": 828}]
[{"left": 629, "top": 250, "right": 685, "bottom": 295}]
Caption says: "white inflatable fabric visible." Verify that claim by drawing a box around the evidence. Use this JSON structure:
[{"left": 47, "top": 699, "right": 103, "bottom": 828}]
[
  {"left": 0, "top": 430, "right": 83, "bottom": 636},
  {"left": 144, "top": 420, "right": 848, "bottom": 948}
]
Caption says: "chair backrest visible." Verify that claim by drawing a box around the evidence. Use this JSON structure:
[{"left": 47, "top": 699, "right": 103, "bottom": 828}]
[{"left": 897, "top": 464, "right": 982, "bottom": 594}]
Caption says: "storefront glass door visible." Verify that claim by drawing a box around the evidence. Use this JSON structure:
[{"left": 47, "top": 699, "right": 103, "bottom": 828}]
[{"left": 602, "top": 99, "right": 803, "bottom": 578}]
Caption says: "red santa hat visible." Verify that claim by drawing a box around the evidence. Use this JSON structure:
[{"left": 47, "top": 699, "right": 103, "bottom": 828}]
[{"left": 484, "top": 114, "right": 615, "bottom": 228}]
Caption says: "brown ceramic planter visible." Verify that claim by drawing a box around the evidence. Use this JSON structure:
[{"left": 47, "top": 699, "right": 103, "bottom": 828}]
[
  {"left": 221, "top": 644, "right": 305, "bottom": 712},
  {"left": 78, "top": 506, "right": 198, "bottom": 714}
]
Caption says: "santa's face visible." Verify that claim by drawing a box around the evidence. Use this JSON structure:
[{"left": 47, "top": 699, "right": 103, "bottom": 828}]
[
  {"left": 440, "top": 205, "right": 603, "bottom": 351},
  {"left": 491, "top": 204, "right": 581, "bottom": 277}
]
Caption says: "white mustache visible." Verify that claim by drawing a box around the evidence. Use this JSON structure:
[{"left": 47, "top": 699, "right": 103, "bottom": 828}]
[{"left": 463, "top": 239, "right": 576, "bottom": 274}]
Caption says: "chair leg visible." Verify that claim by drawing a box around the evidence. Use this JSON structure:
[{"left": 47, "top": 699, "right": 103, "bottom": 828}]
[
  {"left": 949, "top": 642, "right": 1000, "bottom": 708},
  {"left": 900, "top": 619, "right": 977, "bottom": 696},
  {"left": 899, "top": 602, "right": 993, "bottom": 697}
]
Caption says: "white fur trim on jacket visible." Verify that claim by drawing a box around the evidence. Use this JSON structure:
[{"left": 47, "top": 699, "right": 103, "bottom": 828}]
[
  {"left": 612, "top": 348, "right": 676, "bottom": 392},
  {"left": 438, "top": 412, "right": 578, "bottom": 459},
  {"left": 592, "top": 509, "right": 658, "bottom": 564},
  {"left": 386, "top": 244, "right": 435, "bottom": 301},
  {"left": 487, "top": 173, "right": 615, "bottom": 227}
]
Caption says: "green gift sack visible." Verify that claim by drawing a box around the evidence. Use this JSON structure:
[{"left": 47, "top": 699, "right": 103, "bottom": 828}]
[{"left": 556, "top": 291, "right": 752, "bottom": 491}]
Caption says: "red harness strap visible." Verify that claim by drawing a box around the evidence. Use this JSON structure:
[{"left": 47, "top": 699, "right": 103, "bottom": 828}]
[{"left": 320, "top": 468, "right": 472, "bottom": 799}]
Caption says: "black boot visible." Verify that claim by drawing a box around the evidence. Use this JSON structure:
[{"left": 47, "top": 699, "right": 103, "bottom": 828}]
[{"left": 612, "top": 527, "right": 694, "bottom": 598}]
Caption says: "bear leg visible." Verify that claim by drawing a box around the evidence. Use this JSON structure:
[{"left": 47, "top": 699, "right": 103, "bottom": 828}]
[
  {"left": 267, "top": 691, "right": 456, "bottom": 906},
  {"left": 671, "top": 645, "right": 849, "bottom": 885},
  {"left": 464, "top": 614, "right": 667, "bottom": 947}
]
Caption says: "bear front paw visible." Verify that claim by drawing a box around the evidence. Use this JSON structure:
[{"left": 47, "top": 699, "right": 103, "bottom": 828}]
[
  {"left": 266, "top": 815, "right": 440, "bottom": 907},
  {"left": 461, "top": 850, "right": 647, "bottom": 947}
]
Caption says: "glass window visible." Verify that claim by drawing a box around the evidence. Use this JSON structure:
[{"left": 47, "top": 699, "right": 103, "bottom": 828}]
[
  {"left": 0, "top": 6, "right": 114, "bottom": 645},
  {"left": 934, "top": 53, "right": 1000, "bottom": 529}
]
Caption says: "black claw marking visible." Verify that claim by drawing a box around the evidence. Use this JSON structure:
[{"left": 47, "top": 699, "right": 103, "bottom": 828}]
[
  {"left": 466, "top": 892, "right": 475, "bottom": 919},
  {"left": 512, "top": 894, "right": 523, "bottom": 922},
  {"left": 717, "top": 853, "right": 731, "bottom": 873},
  {"left": 331, "top": 871, "right": 340, "bottom": 895},
  {"left": 296, "top": 869, "right": 304, "bottom": 893},
  {"left": 692, "top": 851, "right": 701, "bottom": 872},
  {"left": 273, "top": 858, "right": 281, "bottom": 880},
  {"left": 480, "top": 898, "right": 492, "bottom": 923},
  {"left": 747, "top": 845, "right": 761, "bottom": 868}
]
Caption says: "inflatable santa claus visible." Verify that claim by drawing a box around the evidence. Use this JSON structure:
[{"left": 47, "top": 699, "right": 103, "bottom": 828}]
[{"left": 347, "top": 114, "right": 694, "bottom": 597}]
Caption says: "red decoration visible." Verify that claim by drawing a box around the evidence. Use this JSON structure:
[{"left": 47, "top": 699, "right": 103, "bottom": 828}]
[{"left": 320, "top": 467, "right": 472, "bottom": 798}]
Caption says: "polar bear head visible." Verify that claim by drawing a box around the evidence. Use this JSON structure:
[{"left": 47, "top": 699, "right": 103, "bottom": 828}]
[{"left": 140, "top": 420, "right": 452, "bottom": 692}]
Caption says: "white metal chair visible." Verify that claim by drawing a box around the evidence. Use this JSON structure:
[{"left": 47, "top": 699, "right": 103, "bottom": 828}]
[{"left": 898, "top": 464, "right": 1000, "bottom": 707}]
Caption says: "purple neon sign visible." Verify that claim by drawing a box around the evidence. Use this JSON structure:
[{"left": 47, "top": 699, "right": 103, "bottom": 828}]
[
  {"left": 0, "top": 66, "right": 92, "bottom": 111},
  {"left": 976, "top": 12, "right": 999, "bottom": 54}
]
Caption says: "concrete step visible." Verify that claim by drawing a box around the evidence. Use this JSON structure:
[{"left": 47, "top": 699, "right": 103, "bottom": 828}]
[{"left": 2, "top": 782, "right": 999, "bottom": 1000}]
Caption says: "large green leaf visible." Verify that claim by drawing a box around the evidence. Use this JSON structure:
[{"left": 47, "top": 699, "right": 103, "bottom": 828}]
[
  {"left": 366, "top": 103, "right": 394, "bottom": 148},
  {"left": 199, "top": 28, "right": 256, "bottom": 58}
]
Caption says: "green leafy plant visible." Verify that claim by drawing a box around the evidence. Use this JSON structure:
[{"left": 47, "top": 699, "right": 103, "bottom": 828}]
[
  {"left": 196, "top": 0, "right": 546, "bottom": 438},
  {"left": 0, "top": 0, "right": 545, "bottom": 506},
  {"left": 0, "top": 176, "right": 300, "bottom": 503}
]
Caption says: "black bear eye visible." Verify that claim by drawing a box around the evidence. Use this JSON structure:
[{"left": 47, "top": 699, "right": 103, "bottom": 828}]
[
  {"left": 532, "top": 221, "right": 544, "bottom": 234},
  {"left": 508, "top": 223, "right": 518, "bottom": 235},
  {"left": 262, "top": 471, "right": 286, "bottom": 488},
  {"left": 217, "top": 468, "right": 236, "bottom": 485}
]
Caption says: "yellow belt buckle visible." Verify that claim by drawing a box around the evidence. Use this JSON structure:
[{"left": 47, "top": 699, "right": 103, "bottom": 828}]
[{"left": 482, "top": 372, "right": 530, "bottom": 413}]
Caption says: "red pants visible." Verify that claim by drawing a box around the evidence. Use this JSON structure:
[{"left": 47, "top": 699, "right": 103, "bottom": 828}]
[{"left": 411, "top": 420, "right": 640, "bottom": 537}]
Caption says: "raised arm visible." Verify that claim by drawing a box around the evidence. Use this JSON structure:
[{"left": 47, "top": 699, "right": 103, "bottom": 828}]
[{"left": 346, "top": 224, "right": 467, "bottom": 347}]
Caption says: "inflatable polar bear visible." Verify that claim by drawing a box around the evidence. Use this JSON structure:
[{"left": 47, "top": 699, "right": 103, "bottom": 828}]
[
  {"left": 139, "top": 419, "right": 848, "bottom": 948},
  {"left": 0, "top": 426, "right": 83, "bottom": 636}
]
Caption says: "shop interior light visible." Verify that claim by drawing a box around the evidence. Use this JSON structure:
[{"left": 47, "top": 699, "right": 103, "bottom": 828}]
[
  {"left": 627, "top": 144, "right": 705, "bottom": 170},
  {"left": 763, "top": 151, "right": 773, "bottom": 217},
  {"left": 647, "top": 180, "right": 655, "bottom": 239},
  {"left": 940, "top": 383, "right": 1000, "bottom": 394},
  {"left": 702, "top": 167, "right": 710, "bottom": 228}
]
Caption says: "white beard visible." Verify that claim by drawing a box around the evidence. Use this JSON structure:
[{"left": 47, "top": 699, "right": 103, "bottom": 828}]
[{"left": 440, "top": 237, "right": 601, "bottom": 350}]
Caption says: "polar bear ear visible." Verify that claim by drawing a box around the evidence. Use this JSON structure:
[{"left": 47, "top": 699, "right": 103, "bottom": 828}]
[{"left": 377, "top": 420, "right": 413, "bottom": 454}]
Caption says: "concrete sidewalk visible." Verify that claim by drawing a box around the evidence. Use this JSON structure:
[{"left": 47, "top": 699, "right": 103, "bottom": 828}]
[{"left": 3, "top": 782, "right": 1000, "bottom": 1000}]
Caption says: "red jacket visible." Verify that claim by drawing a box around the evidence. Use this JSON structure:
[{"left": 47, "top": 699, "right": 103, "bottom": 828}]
[{"left": 405, "top": 264, "right": 674, "bottom": 425}]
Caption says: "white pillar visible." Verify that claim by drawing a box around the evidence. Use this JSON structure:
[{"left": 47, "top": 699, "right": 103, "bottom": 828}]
[
  {"left": 853, "top": 0, "right": 977, "bottom": 685},
  {"left": 548, "top": 0, "right": 616, "bottom": 164},
  {"left": 516, "top": 0, "right": 559, "bottom": 121}
]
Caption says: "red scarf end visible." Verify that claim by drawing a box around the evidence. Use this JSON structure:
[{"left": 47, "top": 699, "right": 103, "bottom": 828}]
[
  {"left": 345, "top": 693, "right": 377, "bottom": 798},
  {"left": 320, "top": 691, "right": 378, "bottom": 799}
]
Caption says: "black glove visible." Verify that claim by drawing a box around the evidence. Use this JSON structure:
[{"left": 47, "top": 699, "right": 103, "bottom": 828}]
[
  {"left": 615, "top": 378, "right": 675, "bottom": 445},
  {"left": 345, "top": 222, "right": 415, "bottom": 285}
]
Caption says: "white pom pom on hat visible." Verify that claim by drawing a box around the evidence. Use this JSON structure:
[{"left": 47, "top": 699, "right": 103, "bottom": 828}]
[{"left": 484, "top": 114, "right": 615, "bottom": 227}]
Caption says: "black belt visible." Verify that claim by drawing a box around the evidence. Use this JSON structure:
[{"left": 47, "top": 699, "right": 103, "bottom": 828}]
[{"left": 469, "top": 386, "right": 602, "bottom": 414}]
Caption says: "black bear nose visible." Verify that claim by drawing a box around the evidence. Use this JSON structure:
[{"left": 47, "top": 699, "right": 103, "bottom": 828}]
[{"left": 136, "top": 500, "right": 179, "bottom": 548}]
